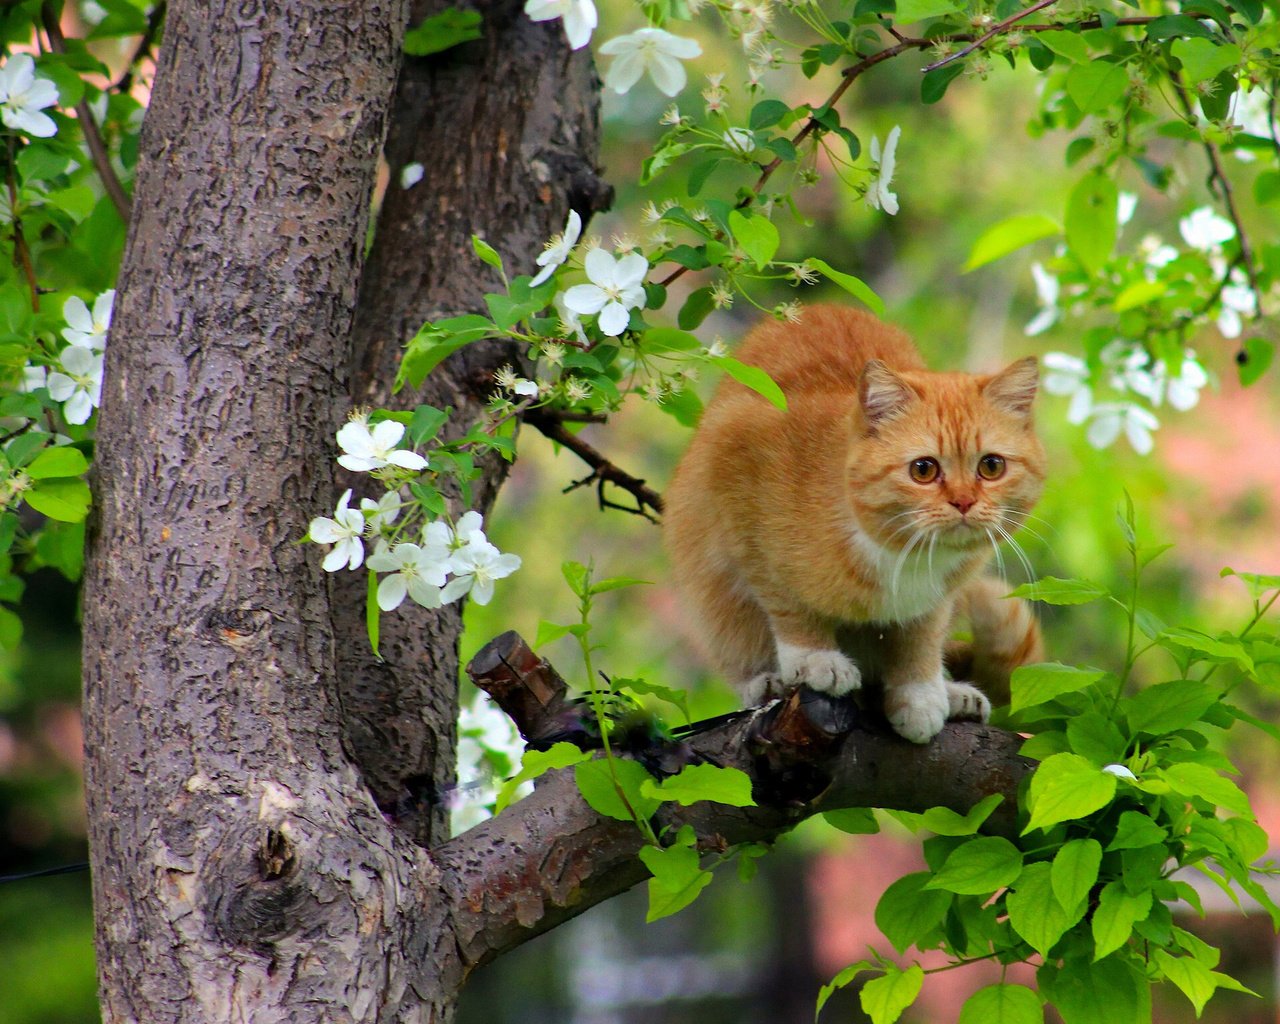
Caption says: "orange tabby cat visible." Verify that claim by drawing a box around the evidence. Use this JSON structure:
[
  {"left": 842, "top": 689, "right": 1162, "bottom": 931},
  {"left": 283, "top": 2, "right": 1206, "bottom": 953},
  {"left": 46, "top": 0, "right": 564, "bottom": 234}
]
[{"left": 665, "top": 305, "right": 1045, "bottom": 743}]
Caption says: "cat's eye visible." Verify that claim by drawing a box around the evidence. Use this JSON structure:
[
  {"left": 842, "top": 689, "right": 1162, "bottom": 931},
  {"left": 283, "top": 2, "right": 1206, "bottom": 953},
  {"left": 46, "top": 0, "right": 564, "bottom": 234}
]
[
  {"left": 909, "top": 457, "right": 940, "bottom": 483},
  {"left": 977, "top": 454, "right": 1006, "bottom": 480}
]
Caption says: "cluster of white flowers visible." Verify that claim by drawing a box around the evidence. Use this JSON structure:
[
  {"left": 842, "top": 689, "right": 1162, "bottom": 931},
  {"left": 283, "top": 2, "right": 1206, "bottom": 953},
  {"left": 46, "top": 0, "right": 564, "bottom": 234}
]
[
  {"left": 0, "top": 53, "right": 58, "bottom": 138},
  {"left": 452, "top": 692, "right": 528, "bottom": 834},
  {"left": 308, "top": 418, "right": 521, "bottom": 609},
  {"left": 25, "top": 290, "right": 114, "bottom": 426},
  {"left": 1042, "top": 342, "right": 1209, "bottom": 455},
  {"left": 521, "top": 0, "right": 702, "bottom": 98}
]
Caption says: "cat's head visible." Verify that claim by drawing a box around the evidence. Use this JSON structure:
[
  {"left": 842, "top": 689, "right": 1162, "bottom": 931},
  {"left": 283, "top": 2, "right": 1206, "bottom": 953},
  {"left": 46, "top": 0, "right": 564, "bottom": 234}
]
[{"left": 846, "top": 357, "right": 1046, "bottom": 554}]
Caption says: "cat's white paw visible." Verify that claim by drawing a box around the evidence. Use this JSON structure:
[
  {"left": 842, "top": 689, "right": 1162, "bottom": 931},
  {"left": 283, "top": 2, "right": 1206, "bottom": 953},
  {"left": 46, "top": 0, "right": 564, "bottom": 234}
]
[
  {"left": 946, "top": 681, "right": 991, "bottom": 723},
  {"left": 739, "top": 672, "right": 782, "bottom": 705},
  {"left": 886, "top": 679, "right": 949, "bottom": 744},
  {"left": 776, "top": 643, "right": 862, "bottom": 696}
]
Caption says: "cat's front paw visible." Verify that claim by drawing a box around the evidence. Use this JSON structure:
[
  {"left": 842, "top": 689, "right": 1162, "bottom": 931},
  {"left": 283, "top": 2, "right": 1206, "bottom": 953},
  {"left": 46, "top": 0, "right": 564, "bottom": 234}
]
[
  {"left": 776, "top": 644, "right": 862, "bottom": 696},
  {"left": 946, "top": 681, "right": 991, "bottom": 723},
  {"left": 886, "top": 679, "right": 949, "bottom": 744}
]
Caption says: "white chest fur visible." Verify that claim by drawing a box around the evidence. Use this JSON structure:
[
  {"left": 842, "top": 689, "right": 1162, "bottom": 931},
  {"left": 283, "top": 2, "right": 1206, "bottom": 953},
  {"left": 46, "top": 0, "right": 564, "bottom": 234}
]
[{"left": 847, "top": 525, "right": 971, "bottom": 623}]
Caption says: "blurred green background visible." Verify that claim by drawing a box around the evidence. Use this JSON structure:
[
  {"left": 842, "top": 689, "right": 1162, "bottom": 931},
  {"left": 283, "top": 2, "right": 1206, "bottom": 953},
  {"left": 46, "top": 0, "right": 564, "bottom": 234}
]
[{"left": 5, "top": 3, "right": 1280, "bottom": 1022}]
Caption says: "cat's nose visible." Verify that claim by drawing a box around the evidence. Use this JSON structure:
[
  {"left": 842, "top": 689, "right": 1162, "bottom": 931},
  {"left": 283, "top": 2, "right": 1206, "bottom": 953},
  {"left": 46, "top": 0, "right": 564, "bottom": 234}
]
[{"left": 949, "top": 497, "right": 976, "bottom": 515}]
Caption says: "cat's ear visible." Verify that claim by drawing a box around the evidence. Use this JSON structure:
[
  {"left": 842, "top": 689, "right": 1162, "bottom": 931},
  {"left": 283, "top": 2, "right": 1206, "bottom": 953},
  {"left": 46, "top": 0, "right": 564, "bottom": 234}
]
[
  {"left": 984, "top": 357, "right": 1039, "bottom": 419},
  {"left": 860, "top": 360, "right": 917, "bottom": 429}
]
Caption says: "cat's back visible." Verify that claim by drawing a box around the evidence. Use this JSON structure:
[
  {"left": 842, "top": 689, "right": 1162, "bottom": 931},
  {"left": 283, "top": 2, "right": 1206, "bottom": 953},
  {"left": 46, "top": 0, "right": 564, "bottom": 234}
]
[{"left": 731, "top": 304, "right": 926, "bottom": 397}]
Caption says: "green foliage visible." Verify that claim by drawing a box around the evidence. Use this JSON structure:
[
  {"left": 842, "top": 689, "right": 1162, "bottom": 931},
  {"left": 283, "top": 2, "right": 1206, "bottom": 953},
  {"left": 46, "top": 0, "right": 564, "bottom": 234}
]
[
  {"left": 821, "top": 509, "right": 1280, "bottom": 1023},
  {"left": 403, "top": 7, "right": 484, "bottom": 56}
]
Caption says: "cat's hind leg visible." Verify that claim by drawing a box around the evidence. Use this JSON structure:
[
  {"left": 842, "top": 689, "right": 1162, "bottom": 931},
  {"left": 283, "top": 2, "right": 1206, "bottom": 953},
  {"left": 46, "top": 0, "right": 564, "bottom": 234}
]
[
  {"left": 680, "top": 568, "right": 779, "bottom": 705},
  {"left": 945, "top": 681, "right": 991, "bottom": 723}
]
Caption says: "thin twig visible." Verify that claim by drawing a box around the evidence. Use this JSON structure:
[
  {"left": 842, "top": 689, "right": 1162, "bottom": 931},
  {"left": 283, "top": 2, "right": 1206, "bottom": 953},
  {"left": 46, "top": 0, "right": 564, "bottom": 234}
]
[
  {"left": 1170, "top": 70, "right": 1264, "bottom": 326},
  {"left": 112, "top": 1, "right": 167, "bottom": 95},
  {"left": 524, "top": 408, "right": 664, "bottom": 520},
  {"left": 922, "top": 0, "right": 1059, "bottom": 72},
  {"left": 7, "top": 137, "right": 39, "bottom": 312},
  {"left": 41, "top": 3, "right": 132, "bottom": 223}
]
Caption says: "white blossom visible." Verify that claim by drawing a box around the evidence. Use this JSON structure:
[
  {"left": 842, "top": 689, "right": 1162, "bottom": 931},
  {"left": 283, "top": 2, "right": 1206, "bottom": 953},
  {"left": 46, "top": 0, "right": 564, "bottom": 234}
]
[
  {"left": 494, "top": 364, "right": 539, "bottom": 397},
  {"left": 1179, "top": 207, "right": 1235, "bottom": 252},
  {"left": 453, "top": 693, "right": 527, "bottom": 833},
  {"left": 61, "top": 290, "right": 114, "bottom": 350},
  {"left": 336, "top": 418, "right": 428, "bottom": 473},
  {"left": 530, "top": 209, "right": 582, "bottom": 286},
  {"left": 46, "top": 345, "right": 103, "bottom": 424},
  {"left": 366, "top": 541, "right": 451, "bottom": 610},
  {"left": 400, "top": 163, "right": 424, "bottom": 189},
  {"left": 441, "top": 537, "right": 522, "bottom": 606},
  {"left": 0, "top": 54, "right": 58, "bottom": 138},
  {"left": 524, "top": 0, "right": 598, "bottom": 49},
  {"left": 19, "top": 364, "right": 46, "bottom": 393},
  {"left": 562, "top": 248, "right": 648, "bottom": 337},
  {"left": 1102, "top": 763, "right": 1136, "bottom": 780},
  {"left": 360, "top": 490, "right": 403, "bottom": 536},
  {"left": 866, "top": 126, "right": 900, "bottom": 216},
  {"left": 309, "top": 489, "right": 366, "bottom": 572},
  {"left": 723, "top": 126, "right": 755, "bottom": 157},
  {"left": 1024, "top": 262, "right": 1060, "bottom": 336},
  {"left": 599, "top": 28, "right": 703, "bottom": 97},
  {"left": 1086, "top": 402, "right": 1158, "bottom": 455},
  {"left": 1165, "top": 355, "right": 1209, "bottom": 411},
  {"left": 424, "top": 510, "right": 487, "bottom": 554},
  {"left": 1218, "top": 275, "right": 1257, "bottom": 339},
  {"left": 1042, "top": 352, "right": 1092, "bottom": 424},
  {"left": 1117, "top": 191, "right": 1138, "bottom": 227}
]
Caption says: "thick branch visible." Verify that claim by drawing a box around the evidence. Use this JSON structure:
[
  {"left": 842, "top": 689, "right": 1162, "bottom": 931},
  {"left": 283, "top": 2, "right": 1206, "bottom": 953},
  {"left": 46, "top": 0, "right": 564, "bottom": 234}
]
[{"left": 437, "top": 632, "right": 1033, "bottom": 972}]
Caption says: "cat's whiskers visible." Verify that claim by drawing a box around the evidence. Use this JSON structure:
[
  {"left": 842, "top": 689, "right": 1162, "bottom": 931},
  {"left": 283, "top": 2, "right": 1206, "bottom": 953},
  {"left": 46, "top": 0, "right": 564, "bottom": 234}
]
[
  {"left": 995, "top": 507, "right": 1051, "bottom": 555},
  {"left": 889, "top": 527, "right": 928, "bottom": 598},
  {"left": 989, "top": 520, "right": 1037, "bottom": 585},
  {"left": 984, "top": 527, "right": 1008, "bottom": 581}
]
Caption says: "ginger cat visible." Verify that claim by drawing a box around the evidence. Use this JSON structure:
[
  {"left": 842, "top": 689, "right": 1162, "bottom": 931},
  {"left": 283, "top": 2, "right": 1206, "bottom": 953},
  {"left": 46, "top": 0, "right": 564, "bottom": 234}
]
[{"left": 665, "top": 305, "right": 1045, "bottom": 743}]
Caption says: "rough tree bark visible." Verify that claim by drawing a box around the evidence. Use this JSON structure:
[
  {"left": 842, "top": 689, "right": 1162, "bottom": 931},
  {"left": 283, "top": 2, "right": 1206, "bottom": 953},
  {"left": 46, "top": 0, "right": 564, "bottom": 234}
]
[{"left": 80, "top": 2, "right": 1034, "bottom": 1021}]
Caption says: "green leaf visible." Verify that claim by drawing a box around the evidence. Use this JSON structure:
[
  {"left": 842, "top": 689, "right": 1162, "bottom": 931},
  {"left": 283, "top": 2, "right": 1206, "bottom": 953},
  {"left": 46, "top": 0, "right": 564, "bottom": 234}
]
[
  {"left": 893, "top": 0, "right": 961, "bottom": 20},
  {"left": 1126, "top": 679, "right": 1218, "bottom": 735},
  {"left": 1066, "top": 63, "right": 1128, "bottom": 114},
  {"left": 859, "top": 963, "right": 924, "bottom": 1024},
  {"left": 408, "top": 404, "right": 450, "bottom": 446},
  {"left": 640, "top": 764, "right": 755, "bottom": 807},
  {"left": 1106, "top": 810, "right": 1167, "bottom": 851},
  {"left": 643, "top": 327, "right": 703, "bottom": 352},
  {"left": 958, "top": 984, "right": 1043, "bottom": 1024},
  {"left": 589, "top": 575, "right": 651, "bottom": 595},
  {"left": 1171, "top": 38, "right": 1241, "bottom": 85},
  {"left": 727, "top": 210, "right": 780, "bottom": 269},
  {"left": 1066, "top": 712, "right": 1126, "bottom": 765},
  {"left": 25, "top": 477, "right": 91, "bottom": 522},
  {"left": 534, "top": 619, "right": 588, "bottom": 648},
  {"left": 1237, "top": 338, "right": 1273, "bottom": 387},
  {"left": 618, "top": 677, "right": 690, "bottom": 722},
  {"left": 561, "top": 559, "right": 590, "bottom": 597},
  {"left": 817, "top": 961, "right": 874, "bottom": 1018},
  {"left": 0, "top": 606, "right": 21, "bottom": 651},
  {"left": 807, "top": 258, "right": 885, "bottom": 315},
  {"left": 1113, "top": 279, "right": 1166, "bottom": 311},
  {"left": 707, "top": 355, "right": 786, "bottom": 411},
  {"left": 925, "top": 836, "right": 1023, "bottom": 895},
  {"left": 964, "top": 214, "right": 1061, "bottom": 272},
  {"left": 471, "top": 235, "right": 504, "bottom": 272},
  {"left": 875, "top": 871, "right": 952, "bottom": 953},
  {"left": 921, "top": 62, "right": 965, "bottom": 105},
  {"left": 366, "top": 569, "right": 380, "bottom": 658},
  {"left": 24, "top": 446, "right": 89, "bottom": 479},
  {"left": 749, "top": 99, "right": 791, "bottom": 130},
  {"left": 640, "top": 839, "right": 713, "bottom": 921},
  {"left": 914, "top": 794, "right": 1004, "bottom": 836},
  {"left": 1161, "top": 762, "right": 1252, "bottom": 816},
  {"left": 574, "top": 757, "right": 661, "bottom": 822},
  {"left": 1040, "top": 955, "right": 1150, "bottom": 1024},
  {"left": 678, "top": 287, "right": 716, "bottom": 330},
  {"left": 1051, "top": 839, "right": 1102, "bottom": 912},
  {"left": 495, "top": 742, "right": 591, "bottom": 813},
  {"left": 398, "top": 316, "right": 496, "bottom": 388},
  {"left": 824, "top": 807, "right": 880, "bottom": 834},
  {"left": 1066, "top": 170, "right": 1118, "bottom": 275},
  {"left": 1010, "top": 663, "right": 1107, "bottom": 714},
  {"left": 1024, "top": 753, "right": 1116, "bottom": 833},
  {"left": 1036, "top": 30, "right": 1089, "bottom": 63},
  {"left": 1159, "top": 628, "right": 1253, "bottom": 671},
  {"left": 404, "top": 7, "right": 484, "bottom": 56},
  {"left": 1007, "top": 862, "right": 1086, "bottom": 956},
  {"left": 1154, "top": 950, "right": 1220, "bottom": 1015},
  {"left": 1008, "top": 576, "right": 1109, "bottom": 605},
  {"left": 1092, "top": 880, "right": 1152, "bottom": 959}
]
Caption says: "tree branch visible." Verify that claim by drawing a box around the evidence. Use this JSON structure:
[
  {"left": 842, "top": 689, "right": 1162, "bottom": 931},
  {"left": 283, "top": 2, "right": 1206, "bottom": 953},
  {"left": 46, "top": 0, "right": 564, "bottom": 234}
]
[
  {"left": 921, "top": 0, "right": 1059, "bottom": 72},
  {"left": 524, "top": 407, "right": 665, "bottom": 520},
  {"left": 41, "top": 3, "right": 132, "bottom": 224},
  {"left": 437, "top": 631, "right": 1033, "bottom": 972}
]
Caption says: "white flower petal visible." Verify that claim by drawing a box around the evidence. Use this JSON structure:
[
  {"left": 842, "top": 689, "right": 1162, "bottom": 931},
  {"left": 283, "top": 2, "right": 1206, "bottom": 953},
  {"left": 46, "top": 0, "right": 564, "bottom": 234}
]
[
  {"left": 386, "top": 449, "right": 428, "bottom": 471},
  {"left": 471, "top": 576, "right": 497, "bottom": 606},
  {"left": 377, "top": 574, "right": 408, "bottom": 611},
  {"left": 562, "top": 282, "right": 608, "bottom": 316},
  {"left": 647, "top": 53, "right": 688, "bottom": 97},
  {"left": 597, "top": 301, "right": 630, "bottom": 336},
  {"left": 440, "top": 575, "right": 473, "bottom": 604}
]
